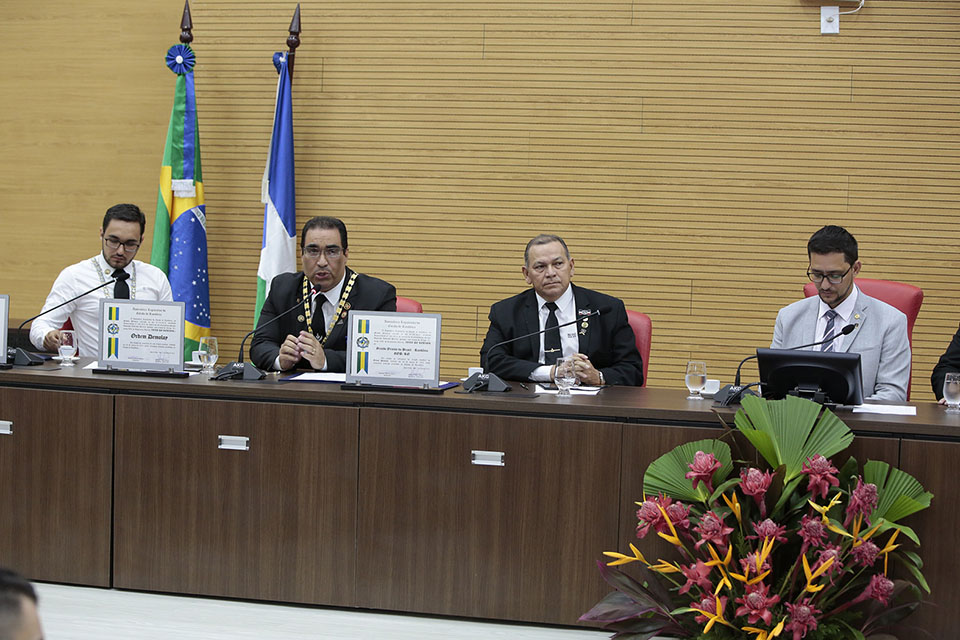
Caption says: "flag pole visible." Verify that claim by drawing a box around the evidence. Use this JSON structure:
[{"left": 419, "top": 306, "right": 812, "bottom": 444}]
[
  {"left": 180, "top": 0, "right": 194, "bottom": 44},
  {"left": 287, "top": 4, "right": 301, "bottom": 81}
]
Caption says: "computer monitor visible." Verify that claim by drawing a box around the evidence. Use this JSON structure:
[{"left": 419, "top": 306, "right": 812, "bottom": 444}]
[{"left": 756, "top": 348, "right": 864, "bottom": 406}]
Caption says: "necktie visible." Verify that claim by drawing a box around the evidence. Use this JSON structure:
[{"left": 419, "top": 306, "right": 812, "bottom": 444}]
[
  {"left": 311, "top": 291, "right": 327, "bottom": 338},
  {"left": 112, "top": 268, "right": 130, "bottom": 299},
  {"left": 821, "top": 309, "right": 839, "bottom": 352},
  {"left": 543, "top": 301, "right": 561, "bottom": 365}
]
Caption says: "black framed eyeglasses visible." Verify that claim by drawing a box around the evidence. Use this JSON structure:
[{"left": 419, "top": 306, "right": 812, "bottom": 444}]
[
  {"left": 807, "top": 265, "right": 852, "bottom": 284},
  {"left": 104, "top": 237, "right": 141, "bottom": 252}
]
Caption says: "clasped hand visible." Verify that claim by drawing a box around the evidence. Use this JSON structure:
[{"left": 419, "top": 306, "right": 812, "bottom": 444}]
[
  {"left": 278, "top": 330, "right": 325, "bottom": 370},
  {"left": 570, "top": 353, "right": 602, "bottom": 386}
]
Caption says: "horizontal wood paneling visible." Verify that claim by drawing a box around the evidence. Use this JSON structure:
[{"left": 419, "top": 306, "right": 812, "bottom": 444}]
[{"left": 2, "top": 0, "right": 958, "bottom": 399}]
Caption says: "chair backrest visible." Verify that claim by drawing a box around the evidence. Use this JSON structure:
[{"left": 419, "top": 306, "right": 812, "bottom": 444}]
[
  {"left": 396, "top": 296, "right": 423, "bottom": 313},
  {"left": 803, "top": 277, "right": 923, "bottom": 399},
  {"left": 626, "top": 310, "right": 652, "bottom": 388}
]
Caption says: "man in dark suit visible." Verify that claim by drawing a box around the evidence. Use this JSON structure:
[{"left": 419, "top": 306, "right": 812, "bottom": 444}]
[
  {"left": 250, "top": 216, "right": 396, "bottom": 372},
  {"left": 931, "top": 326, "right": 960, "bottom": 402},
  {"left": 480, "top": 234, "right": 644, "bottom": 386}
]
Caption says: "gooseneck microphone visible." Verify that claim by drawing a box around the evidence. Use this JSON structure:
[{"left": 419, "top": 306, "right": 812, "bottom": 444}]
[
  {"left": 465, "top": 308, "right": 604, "bottom": 393},
  {"left": 212, "top": 298, "right": 304, "bottom": 380},
  {"left": 11, "top": 272, "right": 131, "bottom": 366},
  {"left": 714, "top": 323, "right": 858, "bottom": 407}
]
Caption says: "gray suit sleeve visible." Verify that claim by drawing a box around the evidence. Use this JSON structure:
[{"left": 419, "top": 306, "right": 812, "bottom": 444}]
[{"left": 868, "top": 311, "right": 910, "bottom": 403}]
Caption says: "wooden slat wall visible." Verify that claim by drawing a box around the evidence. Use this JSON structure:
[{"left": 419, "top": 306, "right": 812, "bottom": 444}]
[{"left": 2, "top": 1, "right": 959, "bottom": 400}]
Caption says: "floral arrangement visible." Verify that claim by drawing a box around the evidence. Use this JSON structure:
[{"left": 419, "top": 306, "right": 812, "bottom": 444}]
[{"left": 582, "top": 395, "right": 932, "bottom": 640}]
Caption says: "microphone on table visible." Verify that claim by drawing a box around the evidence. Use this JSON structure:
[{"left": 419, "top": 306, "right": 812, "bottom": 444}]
[
  {"left": 713, "top": 323, "right": 858, "bottom": 407},
  {"left": 212, "top": 298, "right": 304, "bottom": 380},
  {"left": 10, "top": 272, "right": 131, "bottom": 366},
  {"left": 465, "top": 308, "right": 604, "bottom": 393}
]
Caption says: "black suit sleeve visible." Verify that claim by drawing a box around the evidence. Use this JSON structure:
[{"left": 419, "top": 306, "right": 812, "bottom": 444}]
[
  {"left": 931, "top": 323, "right": 960, "bottom": 399},
  {"left": 480, "top": 301, "right": 540, "bottom": 382},
  {"left": 249, "top": 276, "right": 293, "bottom": 370},
  {"left": 596, "top": 300, "right": 644, "bottom": 387},
  {"left": 321, "top": 280, "right": 396, "bottom": 373}
]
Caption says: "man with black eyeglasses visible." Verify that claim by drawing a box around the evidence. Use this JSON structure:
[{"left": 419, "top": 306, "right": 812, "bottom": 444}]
[
  {"left": 771, "top": 225, "right": 910, "bottom": 402},
  {"left": 250, "top": 216, "right": 396, "bottom": 372},
  {"left": 30, "top": 203, "right": 173, "bottom": 357}
]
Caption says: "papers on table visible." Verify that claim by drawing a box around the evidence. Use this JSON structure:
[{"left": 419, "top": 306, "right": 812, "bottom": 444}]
[
  {"left": 535, "top": 385, "right": 602, "bottom": 396},
  {"left": 286, "top": 372, "right": 347, "bottom": 383},
  {"left": 852, "top": 404, "right": 917, "bottom": 416}
]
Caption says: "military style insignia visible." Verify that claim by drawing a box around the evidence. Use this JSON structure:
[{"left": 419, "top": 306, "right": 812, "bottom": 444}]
[
  {"left": 298, "top": 314, "right": 305, "bottom": 323},
  {"left": 357, "top": 336, "right": 370, "bottom": 348},
  {"left": 580, "top": 329, "right": 587, "bottom": 335},
  {"left": 578, "top": 308, "right": 592, "bottom": 316},
  {"left": 344, "top": 302, "right": 352, "bottom": 310}
]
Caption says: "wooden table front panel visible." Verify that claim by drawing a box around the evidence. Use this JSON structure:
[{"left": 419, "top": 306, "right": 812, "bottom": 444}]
[
  {"left": 113, "top": 396, "right": 359, "bottom": 605},
  {"left": 0, "top": 387, "right": 112, "bottom": 586},
  {"left": 356, "top": 408, "right": 621, "bottom": 624}
]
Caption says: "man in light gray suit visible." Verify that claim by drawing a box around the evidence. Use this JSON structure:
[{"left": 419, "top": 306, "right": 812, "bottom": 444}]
[{"left": 771, "top": 225, "right": 910, "bottom": 402}]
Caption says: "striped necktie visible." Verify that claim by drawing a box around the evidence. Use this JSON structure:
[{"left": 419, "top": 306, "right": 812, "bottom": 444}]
[{"left": 821, "top": 309, "right": 839, "bottom": 352}]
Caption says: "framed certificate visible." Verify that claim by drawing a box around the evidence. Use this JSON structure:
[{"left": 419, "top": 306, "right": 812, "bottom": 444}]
[
  {"left": 97, "top": 299, "right": 186, "bottom": 371},
  {"left": 345, "top": 310, "right": 442, "bottom": 388}
]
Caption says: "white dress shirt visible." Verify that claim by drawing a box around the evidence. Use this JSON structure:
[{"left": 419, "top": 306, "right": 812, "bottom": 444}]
[
  {"left": 31, "top": 254, "right": 174, "bottom": 357},
  {"left": 529, "top": 284, "right": 579, "bottom": 382},
  {"left": 815, "top": 285, "right": 859, "bottom": 352}
]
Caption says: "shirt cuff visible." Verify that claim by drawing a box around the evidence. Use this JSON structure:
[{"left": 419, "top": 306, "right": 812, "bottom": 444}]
[{"left": 530, "top": 365, "right": 553, "bottom": 382}]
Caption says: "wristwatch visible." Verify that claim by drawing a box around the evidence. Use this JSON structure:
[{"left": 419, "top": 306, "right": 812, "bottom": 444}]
[{"left": 598, "top": 370, "right": 605, "bottom": 386}]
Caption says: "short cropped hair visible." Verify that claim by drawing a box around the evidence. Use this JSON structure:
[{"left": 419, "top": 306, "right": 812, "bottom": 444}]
[
  {"left": 301, "top": 216, "right": 348, "bottom": 251},
  {"left": 807, "top": 225, "right": 858, "bottom": 265},
  {"left": 102, "top": 203, "right": 146, "bottom": 236},
  {"left": 0, "top": 568, "right": 37, "bottom": 637},
  {"left": 524, "top": 234, "right": 570, "bottom": 266}
]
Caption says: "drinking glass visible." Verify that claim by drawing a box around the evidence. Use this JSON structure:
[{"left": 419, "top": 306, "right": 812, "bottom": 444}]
[
  {"left": 199, "top": 336, "right": 219, "bottom": 374},
  {"left": 685, "top": 361, "right": 707, "bottom": 400},
  {"left": 944, "top": 372, "right": 960, "bottom": 414},
  {"left": 554, "top": 357, "right": 577, "bottom": 397},
  {"left": 58, "top": 330, "right": 78, "bottom": 366}
]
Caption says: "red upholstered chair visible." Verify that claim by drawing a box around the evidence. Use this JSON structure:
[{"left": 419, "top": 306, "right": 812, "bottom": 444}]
[
  {"left": 626, "top": 310, "right": 652, "bottom": 388},
  {"left": 803, "top": 278, "right": 923, "bottom": 399},
  {"left": 396, "top": 296, "right": 423, "bottom": 313}
]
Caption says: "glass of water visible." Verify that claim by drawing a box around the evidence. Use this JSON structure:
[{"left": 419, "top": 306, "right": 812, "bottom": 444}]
[
  {"left": 944, "top": 372, "right": 960, "bottom": 414},
  {"left": 685, "top": 361, "right": 707, "bottom": 400},
  {"left": 199, "top": 336, "right": 219, "bottom": 374},
  {"left": 58, "top": 330, "right": 78, "bottom": 366},
  {"left": 554, "top": 356, "right": 577, "bottom": 397}
]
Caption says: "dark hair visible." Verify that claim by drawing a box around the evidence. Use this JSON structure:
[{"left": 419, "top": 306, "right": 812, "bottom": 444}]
[
  {"left": 102, "top": 203, "right": 146, "bottom": 236},
  {"left": 524, "top": 234, "right": 570, "bottom": 266},
  {"left": 807, "top": 225, "right": 858, "bottom": 265},
  {"left": 0, "top": 568, "right": 37, "bottom": 632},
  {"left": 301, "top": 216, "right": 348, "bottom": 251}
]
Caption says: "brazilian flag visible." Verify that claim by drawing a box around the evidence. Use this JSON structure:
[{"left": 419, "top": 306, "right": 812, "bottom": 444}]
[{"left": 151, "top": 43, "right": 211, "bottom": 360}]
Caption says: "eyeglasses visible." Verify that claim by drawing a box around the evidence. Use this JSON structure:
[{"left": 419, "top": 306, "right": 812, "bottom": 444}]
[
  {"left": 807, "top": 265, "right": 852, "bottom": 284},
  {"left": 302, "top": 245, "right": 343, "bottom": 259},
  {"left": 104, "top": 237, "right": 141, "bottom": 252}
]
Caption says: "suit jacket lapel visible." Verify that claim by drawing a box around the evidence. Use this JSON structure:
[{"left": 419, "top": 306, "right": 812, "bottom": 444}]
[
  {"left": 324, "top": 268, "right": 355, "bottom": 345},
  {"left": 803, "top": 298, "right": 819, "bottom": 347},
  {"left": 572, "top": 284, "right": 595, "bottom": 355},
  {"left": 520, "top": 290, "right": 540, "bottom": 361},
  {"left": 841, "top": 296, "right": 868, "bottom": 353}
]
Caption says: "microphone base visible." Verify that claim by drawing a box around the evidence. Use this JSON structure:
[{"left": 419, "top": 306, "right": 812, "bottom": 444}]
[
  {"left": 462, "top": 372, "right": 512, "bottom": 393},
  {"left": 13, "top": 348, "right": 44, "bottom": 366},
  {"left": 211, "top": 362, "right": 266, "bottom": 381},
  {"left": 713, "top": 384, "right": 759, "bottom": 407}
]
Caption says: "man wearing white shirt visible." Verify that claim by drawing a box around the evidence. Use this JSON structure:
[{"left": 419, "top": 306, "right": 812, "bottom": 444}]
[
  {"left": 480, "top": 234, "right": 644, "bottom": 386},
  {"left": 30, "top": 204, "right": 173, "bottom": 357},
  {"left": 771, "top": 225, "right": 910, "bottom": 402}
]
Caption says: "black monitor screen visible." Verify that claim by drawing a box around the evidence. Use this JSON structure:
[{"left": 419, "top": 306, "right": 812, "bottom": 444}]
[{"left": 756, "top": 348, "right": 864, "bottom": 406}]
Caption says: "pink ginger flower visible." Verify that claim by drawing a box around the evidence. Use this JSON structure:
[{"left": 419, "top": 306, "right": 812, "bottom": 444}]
[
  {"left": 853, "top": 573, "right": 895, "bottom": 606},
  {"left": 798, "top": 514, "right": 827, "bottom": 552},
  {"left": 801, "top": 455, "right": 839, "bottom": 500},
  {"left": 635, "top": 494, "right": 671, "bottom": 538},
  {"left": 665, "top": 500, "right": 693, "bottom": 538},
  {"left": 692, "top": 595, "right": 728, "bottom": 624},
  {"left": 678, "top": 560, "right": 713, "bottom": 595},
  {"left": 686, "top": 450, "right": 722, "bottom": 494},
  {"left": 845, "top": 476, "right": 879, "bottom": 527},
  {"left": 694, "top": 510, "right": 734, "bottom": 551},
  {"left": 784, "top": 597, "right": 821, "bottom": 640},
  {"left": 735, "top": 582, "right": 780, "bottom": 626},
  {"left": 740, "top": 467, "right": 773, "bottom": 517},
  {"left": 748, "top": 518, "right": 788, "bottom": 544},
  {"left": 814, "top": 544, "right": 844, "bottom": 580},
  {"left": 851, "top": 540, "right": 880, "bottom": 568},
  {"left": 739, "top": 551, "right": 771, "bottom": 578}
]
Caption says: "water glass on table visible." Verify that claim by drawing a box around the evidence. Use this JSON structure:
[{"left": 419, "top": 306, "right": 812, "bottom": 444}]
[
  {"left": 685, "top": 360, "right": 707, "bottom": 400},
  {"left": 58, "top": 330, "right": 78, "bottom": 366},
  {"left": 199, "top": 336, "right": 219, "bottom": 374},
  {"left": 944, "top": 372, "right": 960, "bottom": 414},
  {"left": 554, "top": 356, "right": 577, "bottom": 397}
]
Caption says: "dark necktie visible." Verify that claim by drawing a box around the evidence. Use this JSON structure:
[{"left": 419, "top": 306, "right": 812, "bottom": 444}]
[
  {"left": 311, "top": 292, "right": 327, "bottom": 338},
  {"left": 821, "top": 309, "right": 839, "bottom": 352},
  {"left": 112, "top": 269, "right": 130, "bottom": 299},
  {"left": 543, "top": 301, "right": 561, "bottom": 365}
]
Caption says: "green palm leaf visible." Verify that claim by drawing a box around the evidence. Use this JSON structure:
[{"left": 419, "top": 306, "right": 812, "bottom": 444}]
[
  {"left": 643, "top": 439, "right": 732, "bottom": 503},
  {"left": 863, "top": 460, "right": 933, "bottom": 523},
  {"left": 734, "top": 395, "right": 853, "bottom": 483}
]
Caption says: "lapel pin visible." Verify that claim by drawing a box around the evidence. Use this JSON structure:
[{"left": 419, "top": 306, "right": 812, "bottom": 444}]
[{"left": 297, "top": 314, "right": 305, "bottom": 323}]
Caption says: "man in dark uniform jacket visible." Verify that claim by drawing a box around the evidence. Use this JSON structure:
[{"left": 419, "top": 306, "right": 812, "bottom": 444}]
[
  {"left": 250, "top": 216, "right": 396, "bottom": 372},
  {"left": 480, "top": 234, "right": 644, "bottom": 386},
  {"left": 931, "top": 325, "right": 960, "bottom": 402}
]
